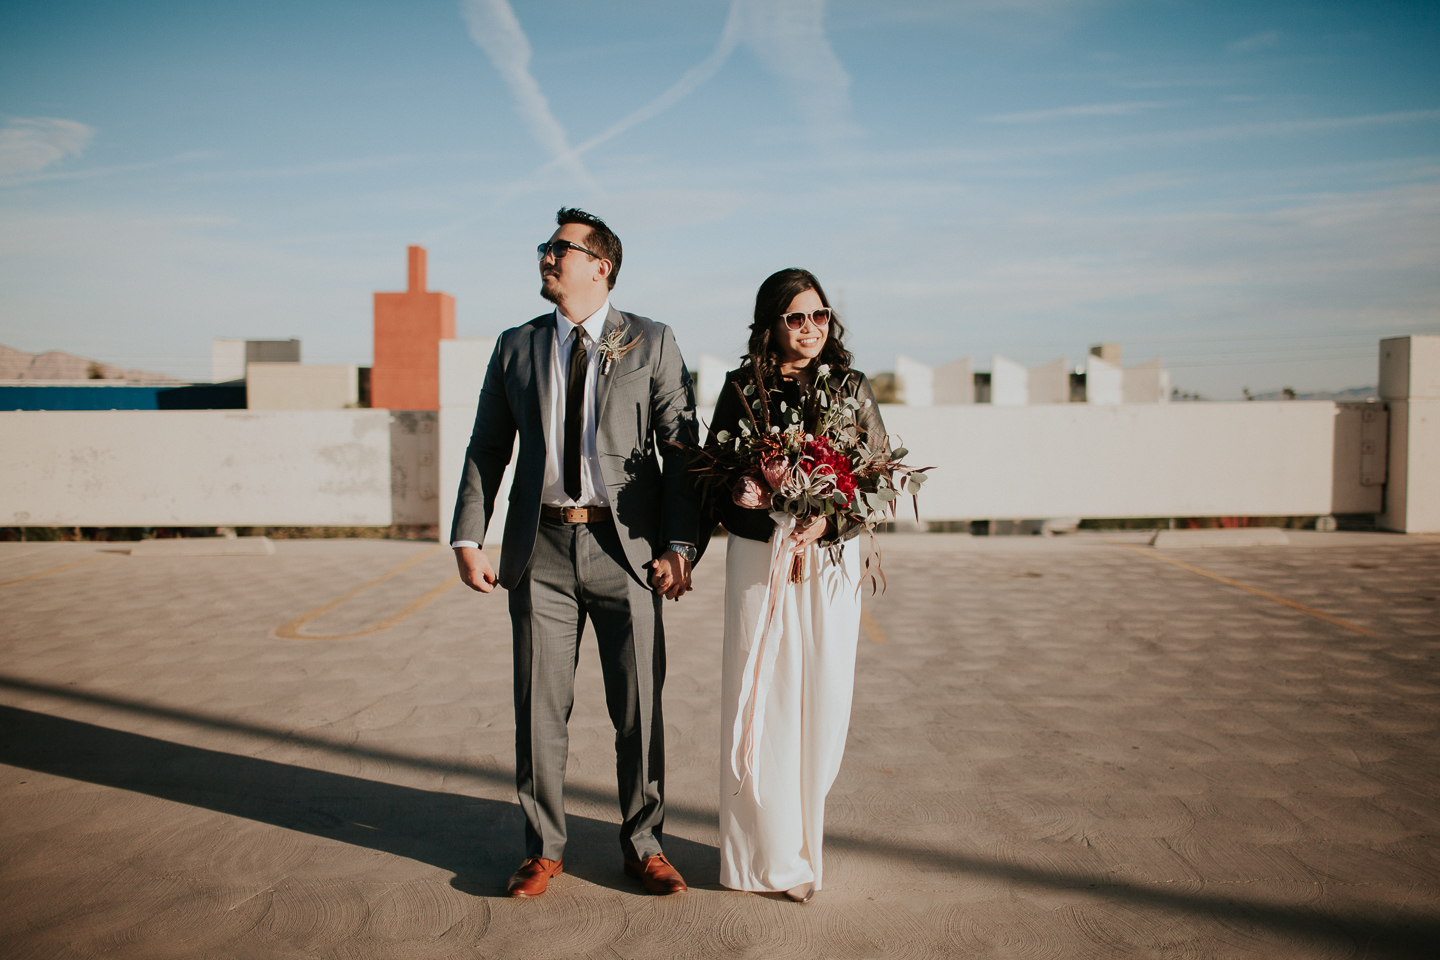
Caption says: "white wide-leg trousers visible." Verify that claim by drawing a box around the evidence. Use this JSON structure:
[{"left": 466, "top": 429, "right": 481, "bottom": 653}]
[{"left": 719, "top": 532, "right": 862, "bottom": 892}]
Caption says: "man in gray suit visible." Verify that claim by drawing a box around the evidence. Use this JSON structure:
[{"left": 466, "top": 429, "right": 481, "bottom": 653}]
[{"left": 451, "top": 208, "right": 699, "bottom": 898}]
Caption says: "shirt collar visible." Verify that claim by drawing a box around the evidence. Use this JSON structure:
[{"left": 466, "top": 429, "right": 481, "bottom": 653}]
[{"left": 557, "top": 299, "right": 610, "bottom": 342}]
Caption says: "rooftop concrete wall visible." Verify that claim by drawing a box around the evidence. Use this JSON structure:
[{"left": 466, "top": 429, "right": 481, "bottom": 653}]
[
  {"left": 389, "top": 411, "right": 440, "bottom": 525},
  {"left": 1331, "top": 403, "right": 1387, "bottom": 515},
  {"left": 0, "top": 378, "right": 1392, "bottom": 531},
  {"left": 933, "top": 357, "right": 974, "bottom": 405},
  {"left": 1, "top": 410, "right": 392, "bottom": 526},
  {"left": 877, "top": 401, "right": 1338, "bottom": 520},
  {"left": 1027, "top": 359, "right": 1069, "bottom": 405},
  {"left": 1378, "top": 336, "right": 1440, "bottom": 533},
  {"left": 1085, "top": 355, "right": 1123, "bottom": 406},
  {"left": 246, "top": 363, "right": 358, "bottom": 410},
  {"left": 990, "top": 355, "right": 1028, "bottom": 406},
  {"left": 211, "top": 339, "right": 299, "bottom": 383},
  {"left": 439, "top": 338, "right": 513, "bottom": 545}
]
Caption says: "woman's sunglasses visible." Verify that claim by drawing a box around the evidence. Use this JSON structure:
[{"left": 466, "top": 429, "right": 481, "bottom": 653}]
[{"left": 780, "top": 308, "right": 833, "bottom": 330}]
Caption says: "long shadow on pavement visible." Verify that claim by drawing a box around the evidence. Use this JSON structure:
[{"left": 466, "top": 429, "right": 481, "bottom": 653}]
[
  {"left": 0, "top": 705, "right": 718, "bottom": 898},
  {"left": 2, "top": 676, "right": 1437, "bottom": 959}
]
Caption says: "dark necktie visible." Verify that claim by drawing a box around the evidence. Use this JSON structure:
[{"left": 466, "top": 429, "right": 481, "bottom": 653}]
[{"left": 564, "top": 327, "right": 587, "bottom": 502}]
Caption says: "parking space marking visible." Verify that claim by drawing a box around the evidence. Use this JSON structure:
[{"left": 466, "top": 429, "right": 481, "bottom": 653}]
[
  {"left": 861, "top": 604, "right": 890, "bottom": 644},
  {"left": 1109, "top": 542, "right": 1378, "bottom": 636},
  {"left": 0, "top": 555, "right": 110, "bottom": 589},
  {"left": 274, "top": 545, "right": 458, "bottom": 640}
]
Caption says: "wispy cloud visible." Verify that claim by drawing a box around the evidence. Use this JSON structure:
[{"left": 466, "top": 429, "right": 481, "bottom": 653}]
[
  {"left": 459, "top": 0, "right": 596, "bottom": 191},
  {"left": 858, "top": 109, "right": 1440, "bottom": 170},
  {"left": 1228, "top": 30, "right": 1281, "bottom": 54},
  {"left": 983, "top": 101, "right": 1174, "bottom": 124},
  {"left": 0, "top": 150, "right": 213, "bottom": 189},
  {"left": 0, "top": 117, "right": 94, "bottom": 177},
  {"left": 185, "top": 154, "right": 426, "bottom": 183},
  {"left": 739, "top": 0, "right": 862, "bottom": 144}
]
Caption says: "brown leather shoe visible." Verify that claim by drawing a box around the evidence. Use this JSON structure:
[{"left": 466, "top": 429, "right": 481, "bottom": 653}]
[
  {"left": 506, "top": 857, "right": 563, "bottom": 897},
  {"left": 623, "top": 853, "right": 687, "bottom": 894}
]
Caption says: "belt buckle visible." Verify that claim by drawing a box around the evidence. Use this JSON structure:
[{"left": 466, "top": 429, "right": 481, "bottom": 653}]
[{"left": 563, "top": 506, "right": 587, "bottom": 524}]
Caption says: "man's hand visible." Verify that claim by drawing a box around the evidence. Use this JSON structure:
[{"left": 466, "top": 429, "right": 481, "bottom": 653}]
[
  {"left": 650, "top": 550, "right": 692, "bottom": 600},
  {"left": 454, "top": 546, "right": 499, "bottom": 593},
  {"left": 790, "top": 515, "right": 830, "bottom": 548}
]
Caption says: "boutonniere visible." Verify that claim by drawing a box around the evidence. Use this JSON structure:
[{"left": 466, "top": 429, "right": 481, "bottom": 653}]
[{"left": 597, "top": 324, "right": 643, "bottom": 375}]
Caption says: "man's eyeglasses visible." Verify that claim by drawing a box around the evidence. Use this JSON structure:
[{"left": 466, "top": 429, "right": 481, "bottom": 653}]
[
  {"left": 537, "top": 239, "right": 603, "bottom": 262},
  {"left": 780, "top": 308, "right": 833, "bottom": 330}
]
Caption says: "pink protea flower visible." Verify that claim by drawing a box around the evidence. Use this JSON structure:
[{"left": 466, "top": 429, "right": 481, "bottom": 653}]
[
  {"left": 732, "top": 473, "right": 771, "bottom": 509},
  {"left": 760, "top": 454, "right": 790, "bottom": 491}
]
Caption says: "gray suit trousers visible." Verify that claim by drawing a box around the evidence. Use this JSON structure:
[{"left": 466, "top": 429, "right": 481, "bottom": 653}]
[{"left": 508, "top": 514, "right": 667, "bottom": 862}]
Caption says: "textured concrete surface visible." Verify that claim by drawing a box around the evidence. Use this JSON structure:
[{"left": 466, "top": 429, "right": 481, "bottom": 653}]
[{"left": 1, "top": 532, "right": 1438, "bottom": 959}]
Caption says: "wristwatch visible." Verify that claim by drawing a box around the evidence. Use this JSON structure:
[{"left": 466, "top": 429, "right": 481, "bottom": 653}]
[{"left": 666, "top": 542, "right": 697, "bottom": 563}]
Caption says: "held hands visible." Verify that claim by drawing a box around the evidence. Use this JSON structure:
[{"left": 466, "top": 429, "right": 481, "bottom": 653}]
[
  {"left": 458, "top": 543, "right": 688, "bottom": 600},
  {"left": 789, "top": 515, "right": 830, "bottom": 548},
  {"left": 454, "top": 546, "right": 499, "bottom": 593},
  {"left": 650, "top": 550, "right": 692, "bottom": 601}
]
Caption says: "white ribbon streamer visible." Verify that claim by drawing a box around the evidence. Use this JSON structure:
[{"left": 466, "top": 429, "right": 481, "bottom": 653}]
[{"left": 730, "top": 511, "right": 803, "bottom": 804}]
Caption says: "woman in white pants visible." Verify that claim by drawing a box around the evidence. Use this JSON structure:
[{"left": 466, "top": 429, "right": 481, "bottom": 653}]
[{"left": 704, "top": 268, "right": 886, "bottom": 903}]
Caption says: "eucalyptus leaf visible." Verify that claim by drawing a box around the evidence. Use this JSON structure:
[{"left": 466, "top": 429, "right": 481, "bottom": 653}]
[
  {"left": 743, "top": 384, "right": 754, "bottom": 396},
  {"left": 892, "top": 446, "right": 909, "bottom": 459},
  {"left": 716, "top": 430, "right": 731, "bottom": 443}
]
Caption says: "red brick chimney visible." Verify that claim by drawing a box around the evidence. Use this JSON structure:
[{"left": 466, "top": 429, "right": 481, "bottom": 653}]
[{"left": 372, "top": 245, "right": 455, "bottom": 410}]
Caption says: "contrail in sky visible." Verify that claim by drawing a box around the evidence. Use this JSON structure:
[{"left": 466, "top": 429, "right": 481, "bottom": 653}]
[
  {"left": 738, "top": 0, "right": 861, "bottom": 145},
  {"left": 570, "top": 3, "right": 746, "bottom": 158},
  {"left": 530, "top": 0, "right": 859, "bottom": 179},
  {"left": 459, "top": 0, "right": 597, "bottom": 192},
  {"left": 444, "top": 0, "right": 858, "bottom": 221}
]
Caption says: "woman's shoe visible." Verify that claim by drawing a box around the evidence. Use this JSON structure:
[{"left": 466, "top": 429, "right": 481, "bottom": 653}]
[{"left": 784, "top": 884, "right": 815, "bottom": 903}]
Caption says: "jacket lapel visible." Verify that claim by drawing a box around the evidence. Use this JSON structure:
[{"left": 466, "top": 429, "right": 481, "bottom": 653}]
[
  {"left": 532, "top": 314, "right": 556, "bottom": 450},
  {"left": 594, "top": 305, "right": 625, "bottom": 424}
]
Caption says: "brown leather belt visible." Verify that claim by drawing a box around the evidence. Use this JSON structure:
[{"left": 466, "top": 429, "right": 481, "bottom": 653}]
[{"left": 542, "top": 504, "right": 612, "bottom": 524}]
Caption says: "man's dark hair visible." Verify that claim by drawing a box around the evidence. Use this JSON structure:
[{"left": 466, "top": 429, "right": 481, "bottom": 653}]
[
  {"left": 556, "top": 207, "right": 622, "bottom": 290},
  {"left": 742, "top": 267, "right": 852, "bottom": 383}
]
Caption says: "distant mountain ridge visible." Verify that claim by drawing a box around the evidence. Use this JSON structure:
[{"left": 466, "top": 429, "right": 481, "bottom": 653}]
[
  {"left": 0, "top": 344, "right": 179, "bottom": 383},
  {"left": 1248, "top": 385, "right": 1379, "bottom": 402}
]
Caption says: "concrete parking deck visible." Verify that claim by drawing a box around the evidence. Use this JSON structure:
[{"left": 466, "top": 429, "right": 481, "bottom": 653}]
[{"left": 1, "top": 532, "right": 1438, "bottom": 959}]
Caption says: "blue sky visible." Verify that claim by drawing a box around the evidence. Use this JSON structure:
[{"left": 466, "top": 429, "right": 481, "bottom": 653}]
[{"left": 2, "top": 0, "right": 1436, "bottom": 397}]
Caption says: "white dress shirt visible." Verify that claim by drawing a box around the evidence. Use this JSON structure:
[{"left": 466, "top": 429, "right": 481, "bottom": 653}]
[
  {"left": 452, "top": 301, "right": 609, "bottom": 549},
  {"left": 543, "top": 301, "right": 611, "bottom": 508}
]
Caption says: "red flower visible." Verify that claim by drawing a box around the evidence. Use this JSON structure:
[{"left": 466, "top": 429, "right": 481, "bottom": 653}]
[{"left": 804, "top": 437, "right": 857, "bottom": 498}]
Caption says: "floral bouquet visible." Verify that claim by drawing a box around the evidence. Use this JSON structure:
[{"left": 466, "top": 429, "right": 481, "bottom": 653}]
[{"left": 694, "top": 365, "right": 931, "bottom": 588}]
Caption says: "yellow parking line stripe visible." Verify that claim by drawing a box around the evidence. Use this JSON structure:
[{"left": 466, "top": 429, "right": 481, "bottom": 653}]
[
  {"left": 1109, "top": 542, "right": 1378, "bottom": 637},
  {"left": 0, "top": 555, "right": 109, "bottom": 588},
  {"left": 274, "top": 545, "right": 454, "bottom": 640},
  {"left": 861, "top": 604, "right": 890, "bottom": 644}
]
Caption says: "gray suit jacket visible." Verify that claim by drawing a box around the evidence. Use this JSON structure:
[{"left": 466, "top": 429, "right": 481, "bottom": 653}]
[{"left": 449, "top": 306, "right": 700, "bottom": 590}]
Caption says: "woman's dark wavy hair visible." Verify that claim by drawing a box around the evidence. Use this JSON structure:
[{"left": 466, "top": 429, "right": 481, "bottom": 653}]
[{"left": 742, "top": 268, "right": 853, "bottom": 386}]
